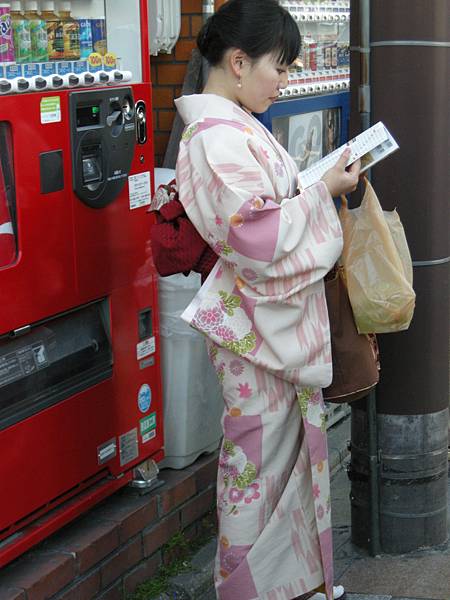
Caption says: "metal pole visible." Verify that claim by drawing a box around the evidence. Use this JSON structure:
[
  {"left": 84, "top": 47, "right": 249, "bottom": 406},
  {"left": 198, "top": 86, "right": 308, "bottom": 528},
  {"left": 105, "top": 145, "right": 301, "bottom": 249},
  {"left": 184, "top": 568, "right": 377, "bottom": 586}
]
[
  {"left": 367, "top": 389, "right": 381, "bottom": 556},
  {"left": 358, "top": 0, "right": 370, "bottom": 132},
  {"left": 351, "top": 0, "right": 382, "bottom": 557}
]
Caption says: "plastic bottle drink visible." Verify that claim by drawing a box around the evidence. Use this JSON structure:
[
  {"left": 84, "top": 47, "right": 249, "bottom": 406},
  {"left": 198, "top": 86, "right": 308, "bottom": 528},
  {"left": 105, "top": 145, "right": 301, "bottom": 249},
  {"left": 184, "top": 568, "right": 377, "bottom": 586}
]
[
  {"left": 58, "top": 0, "right": 79, "bottom": 60},
  {"left": 40, "top": 0, "right": 63, "bottom": 60},
  {"left": 0, "top": 4, "right": 15, "bottom": 64},
  {"left": 24, "top": 0, "right": 48, "bottom": 62},
  {"left": 77, "top": 17, "right": 92, "bottom": 58},
  {"left": 10, "top": 0, "right": 31, "bottom": 63},
  {"left": 90, "top": 17, "right": 106, "bottom": 55}
]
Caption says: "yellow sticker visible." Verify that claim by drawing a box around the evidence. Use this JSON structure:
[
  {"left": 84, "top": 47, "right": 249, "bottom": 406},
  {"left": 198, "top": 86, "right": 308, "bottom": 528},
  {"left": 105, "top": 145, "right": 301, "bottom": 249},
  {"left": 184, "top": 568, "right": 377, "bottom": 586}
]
[
  {"left": 103, "top": 52, "right": 117, "bottom": 70},
  {"left": 87, "top": 52, "right": 103, "bottom": 72}
]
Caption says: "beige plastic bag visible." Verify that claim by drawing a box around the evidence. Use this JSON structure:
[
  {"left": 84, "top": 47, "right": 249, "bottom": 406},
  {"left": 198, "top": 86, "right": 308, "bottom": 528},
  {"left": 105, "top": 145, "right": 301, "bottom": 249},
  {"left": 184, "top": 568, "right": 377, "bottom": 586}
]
[{"left": 339, "top": 178, "right": 416, "bottom": 334}]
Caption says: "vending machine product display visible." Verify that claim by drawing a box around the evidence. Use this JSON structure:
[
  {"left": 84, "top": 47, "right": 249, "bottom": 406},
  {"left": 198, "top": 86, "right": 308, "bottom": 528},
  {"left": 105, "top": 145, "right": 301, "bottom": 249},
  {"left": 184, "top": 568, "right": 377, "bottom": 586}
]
[
  {"left": 0, "top": 0, "right": 163, "bottom": 567},
  {"left": 258, "top": 0, "right": 350, "bottom": 169},
  {"left": 279, "top": 0, "right": 350, "bottom": 99}
]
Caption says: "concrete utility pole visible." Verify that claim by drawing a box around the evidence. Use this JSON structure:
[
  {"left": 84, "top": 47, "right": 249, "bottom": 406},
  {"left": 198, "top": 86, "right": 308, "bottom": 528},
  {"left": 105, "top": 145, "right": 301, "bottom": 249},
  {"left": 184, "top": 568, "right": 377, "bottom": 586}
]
[{"left": 349, "top": 0, "right": 450, "bottom": 553}]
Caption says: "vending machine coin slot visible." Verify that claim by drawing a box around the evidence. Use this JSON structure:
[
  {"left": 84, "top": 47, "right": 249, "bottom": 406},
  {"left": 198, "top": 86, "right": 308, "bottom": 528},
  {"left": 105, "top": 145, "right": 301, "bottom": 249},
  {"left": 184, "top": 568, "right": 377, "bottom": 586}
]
[
  {"left": 135, "top": 100, "right": 147, "bottom": 144},
  {"left": 106, "top": 100, "right": 124, "bottom": 137},
  {"left": 81, "top": 145, "right": 103, "bottom": 188},
  {"left": 70, "top": 88, "right": 136, "bottom": 208}
]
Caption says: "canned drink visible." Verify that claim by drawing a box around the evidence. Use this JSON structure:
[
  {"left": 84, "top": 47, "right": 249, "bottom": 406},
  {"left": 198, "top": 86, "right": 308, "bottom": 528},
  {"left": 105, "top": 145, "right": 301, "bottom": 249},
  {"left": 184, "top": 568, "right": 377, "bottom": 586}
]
[
  {"left": 90, "top": 18, "right": 106, "bottom": 56},
  {"left": 0, "top": 5, "right": 15, "bottom": 64},
  {"left": 78, "top": 19, "right": 92, "bottom": 58}
]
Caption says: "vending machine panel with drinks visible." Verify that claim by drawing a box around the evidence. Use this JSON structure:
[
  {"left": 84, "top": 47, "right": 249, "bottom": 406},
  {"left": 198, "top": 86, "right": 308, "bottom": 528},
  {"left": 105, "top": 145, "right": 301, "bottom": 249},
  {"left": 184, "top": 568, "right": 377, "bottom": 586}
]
[{"left": 0, "top": 0, "right": 163, "bottom": 567}]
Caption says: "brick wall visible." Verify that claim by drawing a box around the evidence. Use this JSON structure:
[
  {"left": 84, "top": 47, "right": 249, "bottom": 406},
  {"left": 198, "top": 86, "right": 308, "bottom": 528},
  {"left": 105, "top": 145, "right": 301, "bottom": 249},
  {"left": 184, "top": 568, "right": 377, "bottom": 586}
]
[
  {"left": 0, "top": 453, "right": 218, "bottom": 600},
  {"left": 151, "top": 0, "right": 204, "bottom": 167}
]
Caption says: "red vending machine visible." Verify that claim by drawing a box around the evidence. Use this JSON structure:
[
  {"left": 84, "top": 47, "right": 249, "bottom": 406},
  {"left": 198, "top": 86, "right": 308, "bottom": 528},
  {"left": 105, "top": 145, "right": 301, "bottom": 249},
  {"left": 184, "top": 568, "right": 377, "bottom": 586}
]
[{"left": 0, "top": 0, "right": 163, "bottom": 566}]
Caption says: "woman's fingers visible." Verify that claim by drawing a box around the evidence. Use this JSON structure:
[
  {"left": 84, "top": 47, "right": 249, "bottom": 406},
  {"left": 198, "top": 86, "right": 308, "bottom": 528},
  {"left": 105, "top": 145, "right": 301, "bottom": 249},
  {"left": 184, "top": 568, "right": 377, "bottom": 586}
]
[{"left": 348, "top": 158, "right": 361, "bottom": 174}]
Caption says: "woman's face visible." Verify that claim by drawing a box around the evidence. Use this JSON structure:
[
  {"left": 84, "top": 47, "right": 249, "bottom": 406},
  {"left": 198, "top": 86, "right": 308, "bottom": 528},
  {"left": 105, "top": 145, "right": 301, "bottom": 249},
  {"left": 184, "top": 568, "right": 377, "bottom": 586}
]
[{"left": 239, "top": 53, "right": 289, "bottom": 113}]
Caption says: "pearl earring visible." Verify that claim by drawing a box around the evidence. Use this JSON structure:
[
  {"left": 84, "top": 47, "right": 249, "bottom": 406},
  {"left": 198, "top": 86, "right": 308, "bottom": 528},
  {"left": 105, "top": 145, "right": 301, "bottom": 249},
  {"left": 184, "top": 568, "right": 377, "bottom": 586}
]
[{"left": 237, "top": 78, "right": 242, "bottom": 88}]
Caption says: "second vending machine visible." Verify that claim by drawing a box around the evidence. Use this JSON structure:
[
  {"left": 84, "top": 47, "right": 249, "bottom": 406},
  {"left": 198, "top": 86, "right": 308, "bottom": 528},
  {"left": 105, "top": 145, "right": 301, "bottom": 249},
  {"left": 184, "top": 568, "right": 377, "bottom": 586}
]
[
  {"left": 259, "top": 0, "right": 351, "bottom": 172},
  {"left": 0, "top": 0, "right": 163, "bottom": 566}
]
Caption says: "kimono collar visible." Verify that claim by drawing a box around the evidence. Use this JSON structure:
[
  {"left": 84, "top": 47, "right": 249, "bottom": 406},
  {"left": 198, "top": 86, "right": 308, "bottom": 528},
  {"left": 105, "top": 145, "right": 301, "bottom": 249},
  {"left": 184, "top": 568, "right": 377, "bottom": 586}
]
[
  {"left": 175, "top": 93, "right": 297, "bottom": 196},
  {"left": 175, "top": 94, "right": 253, "bottom": 127}
]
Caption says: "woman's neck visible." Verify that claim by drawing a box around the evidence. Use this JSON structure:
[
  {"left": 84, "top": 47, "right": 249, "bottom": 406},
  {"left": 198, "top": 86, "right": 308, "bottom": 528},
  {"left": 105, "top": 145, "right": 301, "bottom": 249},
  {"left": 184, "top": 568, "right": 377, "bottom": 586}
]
[{"left": 203, "top": 69, "right": 240, "bottom": 106}]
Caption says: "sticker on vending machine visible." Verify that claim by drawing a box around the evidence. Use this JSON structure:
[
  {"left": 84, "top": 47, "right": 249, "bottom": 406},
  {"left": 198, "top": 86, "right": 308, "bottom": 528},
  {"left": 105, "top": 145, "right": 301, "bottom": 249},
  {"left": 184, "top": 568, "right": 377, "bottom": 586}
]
[
  {"left": 97, "top": 438, "right": 117, "bottom": 465},
  {"left": 119, "top": 428, "right": 138, "bottom": 466},
  {"left": 137, "top": 383, "right": 152, "bottom": 413},
  {"left": 128, "top": 171, "right": 151, "bottom": 210},
  {"left": 139, "top": 356, "right": 155, "bottom": 370},
  {"left": 140, "top": 412, "right": 157, "bottom": 444},
  {"left": 40, "top": 96, "right": 61, "bottom": 124},
  {"left": 137, "top": 336, "right": 155, "bottom": 360}
]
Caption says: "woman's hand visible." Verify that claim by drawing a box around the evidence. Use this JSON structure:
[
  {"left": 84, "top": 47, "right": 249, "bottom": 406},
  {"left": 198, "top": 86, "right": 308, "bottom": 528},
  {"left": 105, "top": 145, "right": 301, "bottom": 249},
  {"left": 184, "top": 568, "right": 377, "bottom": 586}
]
[{"left": 321, "top": 148, "right": 361, "bottom": 197}]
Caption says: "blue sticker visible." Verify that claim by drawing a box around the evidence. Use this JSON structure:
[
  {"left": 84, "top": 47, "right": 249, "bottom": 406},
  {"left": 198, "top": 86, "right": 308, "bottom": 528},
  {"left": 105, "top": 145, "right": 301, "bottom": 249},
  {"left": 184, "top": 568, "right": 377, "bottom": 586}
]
[
  {"left": 23, "top": 64, "right": 40, "bottom": 78},
  {"left": 41, "top": 62, "right": 56, "bottom": 77},
  {"left": 73, "top": 60, "right": 88, "bottom": 74},
  {"left": 138, "top": 383, "right": 151, "bottom": 413},
  {"left": 57, "top": 61, "right": 73, "bottom": 75},
  {"left": 5, "top": 64, "right": 22, "bottom": 79}
]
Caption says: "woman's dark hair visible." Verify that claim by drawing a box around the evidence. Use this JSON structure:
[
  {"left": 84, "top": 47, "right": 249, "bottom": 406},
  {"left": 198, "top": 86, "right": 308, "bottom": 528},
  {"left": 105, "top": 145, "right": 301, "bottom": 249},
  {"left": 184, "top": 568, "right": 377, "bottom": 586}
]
[{"left": 197, "top": 0, "right": 301, "bottom": 67}]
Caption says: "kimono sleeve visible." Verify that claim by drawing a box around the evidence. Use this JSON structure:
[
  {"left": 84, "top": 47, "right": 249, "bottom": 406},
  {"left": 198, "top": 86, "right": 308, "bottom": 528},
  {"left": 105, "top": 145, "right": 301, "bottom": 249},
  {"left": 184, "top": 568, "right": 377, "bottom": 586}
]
[{"left": 177, "top": 124, "right": 343, "bottom": 297}]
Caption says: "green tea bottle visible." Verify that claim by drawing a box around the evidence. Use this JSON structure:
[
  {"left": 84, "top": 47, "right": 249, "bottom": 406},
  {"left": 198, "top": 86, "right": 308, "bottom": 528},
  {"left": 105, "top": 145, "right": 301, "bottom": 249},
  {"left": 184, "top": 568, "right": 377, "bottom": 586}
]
[
  {"left": 11, "top": 1, "right": 32, "bottom": 63},
  {"left": 24, "top": 0, "right": 48, "bottom": 62}
]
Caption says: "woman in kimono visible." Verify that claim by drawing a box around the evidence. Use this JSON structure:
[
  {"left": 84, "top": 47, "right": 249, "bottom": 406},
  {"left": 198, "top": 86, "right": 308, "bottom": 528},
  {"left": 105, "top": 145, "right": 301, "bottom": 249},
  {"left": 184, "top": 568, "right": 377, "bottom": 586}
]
[{"left": 175, "top": 1, "right": 360, "bottom": 598}]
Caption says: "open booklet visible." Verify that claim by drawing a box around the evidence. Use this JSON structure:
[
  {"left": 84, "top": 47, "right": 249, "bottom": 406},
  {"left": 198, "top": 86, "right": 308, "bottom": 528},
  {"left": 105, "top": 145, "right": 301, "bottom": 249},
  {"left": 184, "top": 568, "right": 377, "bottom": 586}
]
[{"left": 298, "top": 121, "right": 399, "bottom": 189}]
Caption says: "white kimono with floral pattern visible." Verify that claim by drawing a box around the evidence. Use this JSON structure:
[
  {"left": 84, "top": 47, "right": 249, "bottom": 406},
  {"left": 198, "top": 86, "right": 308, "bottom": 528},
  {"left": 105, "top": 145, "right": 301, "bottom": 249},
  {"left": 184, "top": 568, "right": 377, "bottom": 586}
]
[{"left": 175, "top": 94, "right": 343, "bottom": 600}]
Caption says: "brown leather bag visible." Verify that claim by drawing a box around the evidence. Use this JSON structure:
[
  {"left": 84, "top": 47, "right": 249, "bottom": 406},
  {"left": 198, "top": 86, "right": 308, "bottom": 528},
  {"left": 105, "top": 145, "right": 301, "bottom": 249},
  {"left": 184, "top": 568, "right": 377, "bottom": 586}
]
[{"left": 323, "top": 266, "right": 380, "bottom": 403}]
